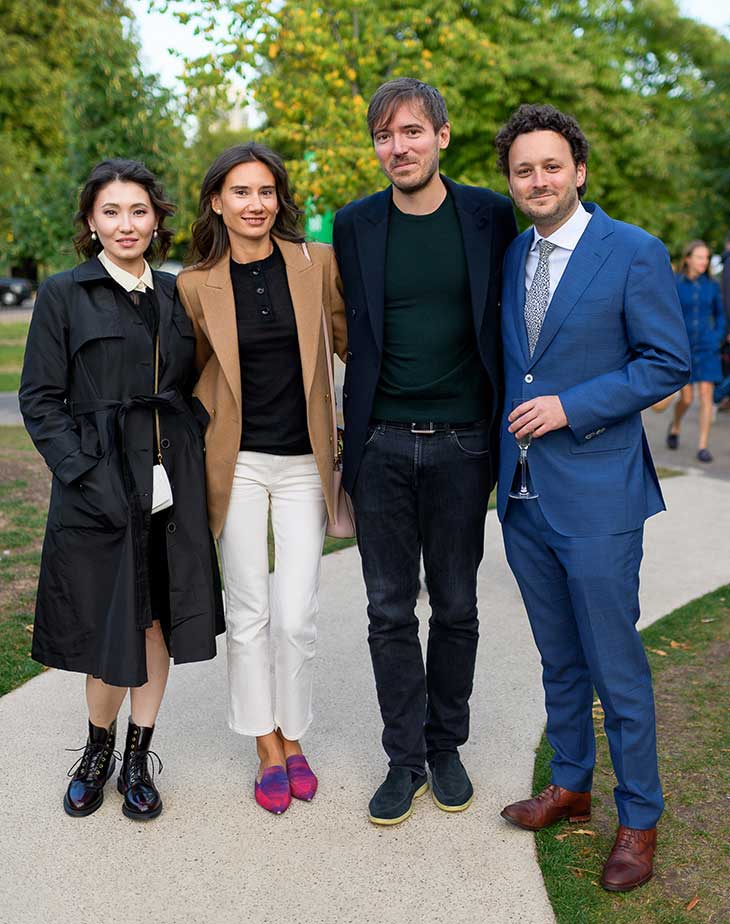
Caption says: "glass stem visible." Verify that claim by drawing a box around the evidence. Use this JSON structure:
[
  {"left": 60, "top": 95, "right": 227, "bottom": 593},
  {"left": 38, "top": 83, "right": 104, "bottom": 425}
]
[{"left": 519, "top": 447, "right": 529, "bottom": 495}]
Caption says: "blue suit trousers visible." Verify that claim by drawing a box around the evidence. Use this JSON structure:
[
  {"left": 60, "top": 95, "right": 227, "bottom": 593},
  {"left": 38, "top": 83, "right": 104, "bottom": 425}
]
[{"left": 503, "top": 498, "right": 663, "bottom": 829}]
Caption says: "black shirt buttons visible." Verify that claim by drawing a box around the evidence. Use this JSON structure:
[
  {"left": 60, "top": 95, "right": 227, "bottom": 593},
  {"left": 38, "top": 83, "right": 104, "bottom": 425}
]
[
  {"left": 167, "top": 522, "right": 176, "bottom": 534},
  {"left": 160, "top": 438, "right": 171, "bottom": 449},
  {"left": 261, "top": 307, "right": 270, "bottom": 316},
  {"left": 256, "top": 287, "right": 265, "bottom": 295}
]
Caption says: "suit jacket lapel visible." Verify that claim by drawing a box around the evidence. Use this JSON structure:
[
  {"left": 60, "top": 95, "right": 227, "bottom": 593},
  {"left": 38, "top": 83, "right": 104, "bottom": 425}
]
[
  {"left": 447, "top": 178, "right": 494, "bottom": 335},
  {"left": 355, "top": 190, "right": 390, "bottom": 354},
  {"left": 278, "top": 238, "right": 323, "bottom": 400},
  {"left": 528, "top": 208, "right": 613, "bottom": 367},
  {"left": 199, "top": 253, "right": 242, "bottom": 419}
]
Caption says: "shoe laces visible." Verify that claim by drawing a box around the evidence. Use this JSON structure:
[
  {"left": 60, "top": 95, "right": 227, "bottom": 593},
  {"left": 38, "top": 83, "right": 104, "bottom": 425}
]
[
  {"left": 616, "top": 828, "right": 640, "bottom": 850},
  {"left": 126, "top": 748, "right": 163, "bottom": 786},
  {"left": 536, "top": 784, "right": 559, "bottom": 802},
  {"left": 66, "top": 742, "right": 121, "bottom": 780}
]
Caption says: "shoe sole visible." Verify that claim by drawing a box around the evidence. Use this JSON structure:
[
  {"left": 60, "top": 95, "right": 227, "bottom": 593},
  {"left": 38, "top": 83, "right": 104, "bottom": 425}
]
[
  {"left": 601, "top": 870, "right": 653, "bottom": 892},
  {"left": 121, "top": 800, "right": 163, "bottom": 821},
  {"left": 368, "top": 781, "right": 429, "bottom": 826},
  {"left": 63, "top": 793, "right": 104, "bottom": 817},
  {"left": 500, "top": 810, "right": 591, "bottom": 832},
  {"left": 432, "top": 790, "right": 475, "bottom": 813}
]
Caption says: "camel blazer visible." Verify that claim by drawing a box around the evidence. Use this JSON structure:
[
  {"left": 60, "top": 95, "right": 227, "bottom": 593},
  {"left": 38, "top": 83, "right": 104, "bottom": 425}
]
[{"left": 176, "top": 237, "right": 347, "bottom": 538}]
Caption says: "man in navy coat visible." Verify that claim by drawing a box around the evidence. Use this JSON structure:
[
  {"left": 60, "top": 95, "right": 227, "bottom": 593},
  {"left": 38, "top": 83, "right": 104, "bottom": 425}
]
[
  {"left": 494, "top": 104, "right": 690, "bottom": 891},
  {"left": 333, "top": 79, "right": 516, "bottom": 825}
]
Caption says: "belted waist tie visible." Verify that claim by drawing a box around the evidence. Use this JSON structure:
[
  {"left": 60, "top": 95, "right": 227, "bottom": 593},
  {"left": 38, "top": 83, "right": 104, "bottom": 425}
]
[{"left": 69, "top": 389, "right": 192, "bottom": 631}]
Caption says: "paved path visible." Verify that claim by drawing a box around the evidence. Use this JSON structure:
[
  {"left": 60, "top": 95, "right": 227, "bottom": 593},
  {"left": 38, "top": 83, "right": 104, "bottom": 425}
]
[{"left": 0, "top": 474, "right": 728, "bottom": 924}]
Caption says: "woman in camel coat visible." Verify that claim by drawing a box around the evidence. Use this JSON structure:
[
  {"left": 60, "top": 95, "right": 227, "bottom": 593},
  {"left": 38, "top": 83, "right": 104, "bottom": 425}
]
[{"left": 177, "top": 142, "right": 346, "bottom": 814}]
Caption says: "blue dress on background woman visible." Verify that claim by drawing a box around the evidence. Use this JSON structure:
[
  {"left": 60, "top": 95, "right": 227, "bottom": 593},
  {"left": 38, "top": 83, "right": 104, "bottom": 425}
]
[{"left": 675, "top": 272, "right": 725, "bottom": 383}]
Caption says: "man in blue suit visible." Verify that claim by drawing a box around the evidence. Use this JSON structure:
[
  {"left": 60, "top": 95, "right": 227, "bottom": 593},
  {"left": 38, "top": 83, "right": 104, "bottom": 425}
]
[
  {"left": 493, "top": 104, "right": 690, "bottom": 891},
  {"left": 333, "top": 79, "right": 516, "bottom": 825}
]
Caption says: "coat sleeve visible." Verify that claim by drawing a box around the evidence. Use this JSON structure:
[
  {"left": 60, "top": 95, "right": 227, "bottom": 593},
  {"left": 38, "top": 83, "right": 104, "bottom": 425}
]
[
  {"left": 325, "top": 246, "right": 348, "bottom": 362},
  {"left": 559, "top": 235, "right": 691, "bottom": 439},
  {"left": 712, "top": 280, "right": 726, "bottom": 343},
  {"left": 18, "top": 278, "right": 100, "bottom": 485}
]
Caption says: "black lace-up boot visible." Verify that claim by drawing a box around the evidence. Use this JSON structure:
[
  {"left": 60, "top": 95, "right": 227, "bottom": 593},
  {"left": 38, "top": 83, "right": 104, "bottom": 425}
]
[
  {"left": 63, "top": 719, "right": 118, "bottom": 817},
  {"left": 117, "top": 719, "right": 163, "bottom": 820}
]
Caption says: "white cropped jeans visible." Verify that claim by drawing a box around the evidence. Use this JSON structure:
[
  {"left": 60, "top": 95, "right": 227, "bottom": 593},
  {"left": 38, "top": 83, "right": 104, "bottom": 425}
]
[{"left": 219, "top": 451, "right": 327, "bottom": 740}]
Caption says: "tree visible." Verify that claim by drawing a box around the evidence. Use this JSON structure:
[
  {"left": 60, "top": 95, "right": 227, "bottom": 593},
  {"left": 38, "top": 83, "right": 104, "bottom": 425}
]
[
  {"left": 170, "top": 0, "right": 730, "bottom": 254},
  {"left": 0, "top": 0, "right": 186, "bottom": 275}
]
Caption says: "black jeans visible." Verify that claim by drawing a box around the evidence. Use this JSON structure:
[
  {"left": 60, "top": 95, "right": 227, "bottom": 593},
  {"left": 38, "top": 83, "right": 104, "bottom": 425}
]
[{"left": 351, "top": 421, "right": 492, "bottom": 774}]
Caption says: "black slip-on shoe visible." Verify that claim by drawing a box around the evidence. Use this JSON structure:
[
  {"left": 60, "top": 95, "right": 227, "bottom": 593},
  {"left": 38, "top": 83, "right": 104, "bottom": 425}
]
[
  {"left": 666, "top": 427, "right": 679, "bottom": 450},
  {"left": 368, "top": 767, "right": 428, "bottom": 826},
  {"left": 429, "top": 751, "right": 474, "bottom": 812}
]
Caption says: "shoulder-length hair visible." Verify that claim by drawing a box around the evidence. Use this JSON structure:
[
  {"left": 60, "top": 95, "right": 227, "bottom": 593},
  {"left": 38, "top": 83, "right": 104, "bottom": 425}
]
[
  {"left": 680, "top": 239, "right": 712, "bottom": 277},
  {"left": 73, "top": 159, "right": 175, "bottom": 262},
  {"left": 187, "top": 142, "right": 304, "bottom": 270}
]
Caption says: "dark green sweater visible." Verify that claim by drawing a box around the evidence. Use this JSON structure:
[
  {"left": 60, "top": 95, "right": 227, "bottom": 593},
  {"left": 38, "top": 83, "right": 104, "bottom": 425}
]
[{"left": 372, "top": 192, "right": 490, "bottom": 422}]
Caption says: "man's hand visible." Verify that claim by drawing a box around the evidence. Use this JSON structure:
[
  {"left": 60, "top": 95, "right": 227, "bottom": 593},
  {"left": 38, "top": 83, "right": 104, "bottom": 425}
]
[{"left": 508, "top": 396, "right": 568, "bottom": 440}]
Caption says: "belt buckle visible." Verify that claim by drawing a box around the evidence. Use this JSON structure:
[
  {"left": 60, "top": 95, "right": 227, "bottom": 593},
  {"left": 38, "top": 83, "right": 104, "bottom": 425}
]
[{"left": 410, "top": 421, "right": 436, "bottom": 434}]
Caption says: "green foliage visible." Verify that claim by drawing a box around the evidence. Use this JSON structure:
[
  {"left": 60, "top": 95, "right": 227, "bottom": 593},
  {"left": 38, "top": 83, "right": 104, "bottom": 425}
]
[
  {"left": 169, "top": 0, "right": 730, "bottom": 255},
  {"left": 0, "top": 0, "right": 185, "bottom": 275}
]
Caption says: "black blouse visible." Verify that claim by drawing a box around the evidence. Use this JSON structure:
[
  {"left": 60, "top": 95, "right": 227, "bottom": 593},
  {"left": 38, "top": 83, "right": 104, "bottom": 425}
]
[{"left": 230, "top": 244, "right": 312, "bottom": 455}]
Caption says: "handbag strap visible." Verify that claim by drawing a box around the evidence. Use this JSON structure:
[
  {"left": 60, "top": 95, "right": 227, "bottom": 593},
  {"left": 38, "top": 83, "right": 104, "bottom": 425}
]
[{"left": 301, "top": 242, "right": 340, "bottom": 468}]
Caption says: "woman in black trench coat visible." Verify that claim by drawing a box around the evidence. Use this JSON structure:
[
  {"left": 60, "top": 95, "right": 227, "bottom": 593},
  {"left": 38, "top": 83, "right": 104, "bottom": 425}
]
[{"left": 19, "top": 159, "right": 224, "bottom": 821}]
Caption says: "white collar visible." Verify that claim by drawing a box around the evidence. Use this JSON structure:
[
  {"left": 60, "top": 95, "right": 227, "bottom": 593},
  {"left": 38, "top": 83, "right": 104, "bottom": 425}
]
[
  {"left": 98, "top": 250, "right": 154, "bottom": 292},
  {"left": 531, "top": 201, "right": 591, "bottom": 253}
]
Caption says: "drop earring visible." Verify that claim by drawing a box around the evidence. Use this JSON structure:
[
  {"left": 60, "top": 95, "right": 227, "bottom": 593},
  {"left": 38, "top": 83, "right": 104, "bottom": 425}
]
[
  {"left": 153, "top": 229, "right": 158, "bottom": 239},
  {"left": 91, "top": 231, "right": 97, "bottom": 241}
]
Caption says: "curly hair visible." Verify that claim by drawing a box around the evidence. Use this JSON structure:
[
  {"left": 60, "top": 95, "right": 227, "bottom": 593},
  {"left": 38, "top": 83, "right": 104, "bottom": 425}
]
[
  {"left": 187, "top": 142, "right": 304, "bottom": 270},
  {"left": 73, "top": 159, "right": 175, "bottom": 262},
  {"left": 495, "top": 104, "right": 589, "bottom": 197}
]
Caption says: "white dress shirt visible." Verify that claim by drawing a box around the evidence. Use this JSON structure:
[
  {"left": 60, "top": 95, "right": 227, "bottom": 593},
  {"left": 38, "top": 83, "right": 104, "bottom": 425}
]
[
  {"left": 524, "top": 202, "right": 592, "bottom": 307},
  {"left": 98, "top": 250, "right": 154, "bottom": 292}
]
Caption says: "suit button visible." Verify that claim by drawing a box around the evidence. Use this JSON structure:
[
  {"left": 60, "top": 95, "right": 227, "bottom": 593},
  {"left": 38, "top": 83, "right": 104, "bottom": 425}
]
[
  {"left": 524, "top": 374, "right": 533, "bottom": 383},
  {"left": 167, "top": 522, "right": 176, "bottom": 534},
  {"left": 343, "top": 391, "right": 348, "bottom": 399},
  {"left": 347, "top": 351, "right": 353, "bottom": 358},
  {"left": 351, "top": 308, "right": 357, "bottom": 318},
  {"left": 160, "top": 438, "right": 171, "bottom": 449},
  {"left": 324, "top": 393, "right": 330, "bottom": 401}
]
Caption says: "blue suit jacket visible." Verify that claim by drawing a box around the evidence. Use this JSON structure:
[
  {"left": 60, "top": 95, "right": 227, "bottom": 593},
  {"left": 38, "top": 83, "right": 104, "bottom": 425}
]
[
  {"left": 333, "top": 176, "right": 517, "bottom": 494},
  {"left": 497, "top": 203, "right": 691, "bottom": 537}
]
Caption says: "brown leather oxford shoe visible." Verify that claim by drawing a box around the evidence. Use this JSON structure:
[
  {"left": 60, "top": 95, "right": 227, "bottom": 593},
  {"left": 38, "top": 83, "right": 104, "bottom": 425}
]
[
  {"left": 500, "top": 783, "right": 591, "bottom": 831},
  {"left": 601, "top": 825, "right": 657, "bottom": 891}
]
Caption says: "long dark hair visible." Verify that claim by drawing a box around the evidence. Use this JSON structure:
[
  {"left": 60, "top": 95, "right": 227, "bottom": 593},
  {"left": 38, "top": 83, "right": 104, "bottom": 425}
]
[
  {"left": 73, "top": 159, "right": 175, "bottom": 262},
  {"left": 187, "top": 142, "right": 304, "bottom": 270}
]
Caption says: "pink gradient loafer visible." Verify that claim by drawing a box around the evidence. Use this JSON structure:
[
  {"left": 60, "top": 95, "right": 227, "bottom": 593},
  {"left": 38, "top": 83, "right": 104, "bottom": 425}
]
[
  {"left": 254, "top": 765, "right": 291, "bottom": 814},
  {"left": 286, "top": 755, "right": 318, "bottom": 801}
]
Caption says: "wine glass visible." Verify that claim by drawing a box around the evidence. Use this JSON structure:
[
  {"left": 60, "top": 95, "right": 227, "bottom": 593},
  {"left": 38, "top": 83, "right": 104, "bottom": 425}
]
[{"left": 508, "top": 399, "right": 539, "bottom": 500}]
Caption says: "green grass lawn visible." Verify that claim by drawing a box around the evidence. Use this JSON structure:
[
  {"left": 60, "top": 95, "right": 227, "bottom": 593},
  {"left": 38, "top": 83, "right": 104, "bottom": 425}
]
[
  {"left": 534, "top": 587, "right": 730, "bottom": 924},
  {"left": 0, "top": 320, "right": 29, "bottom": 393}
]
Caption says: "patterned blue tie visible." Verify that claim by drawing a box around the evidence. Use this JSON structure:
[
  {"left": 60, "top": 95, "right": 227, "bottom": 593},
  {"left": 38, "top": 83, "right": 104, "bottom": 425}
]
[{"left": 525, "top": 239, "right": 556, "bottom": 356}]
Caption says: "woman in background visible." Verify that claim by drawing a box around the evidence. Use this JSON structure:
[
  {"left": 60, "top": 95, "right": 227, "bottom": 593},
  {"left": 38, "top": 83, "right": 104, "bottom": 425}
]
[
  {"left": 178, "top": 142, "right": 346, "bottom": 815},
  {"left": 20, "top": 159, "right": 223, "bottom": 821},
  {"left": 667, "top": 240, "right": 725, "bottom": 462}
]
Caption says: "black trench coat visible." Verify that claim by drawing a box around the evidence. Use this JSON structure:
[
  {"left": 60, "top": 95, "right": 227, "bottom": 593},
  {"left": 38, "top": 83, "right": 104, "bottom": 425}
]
[{"left": 19, "top": 257, "right": 224, "bottom": 687}]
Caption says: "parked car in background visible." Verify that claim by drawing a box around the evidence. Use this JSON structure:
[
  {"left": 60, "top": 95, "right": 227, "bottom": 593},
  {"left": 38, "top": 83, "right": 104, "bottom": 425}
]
[{"left": 0, "top": 277, "right": 33, "bottom": 307}]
